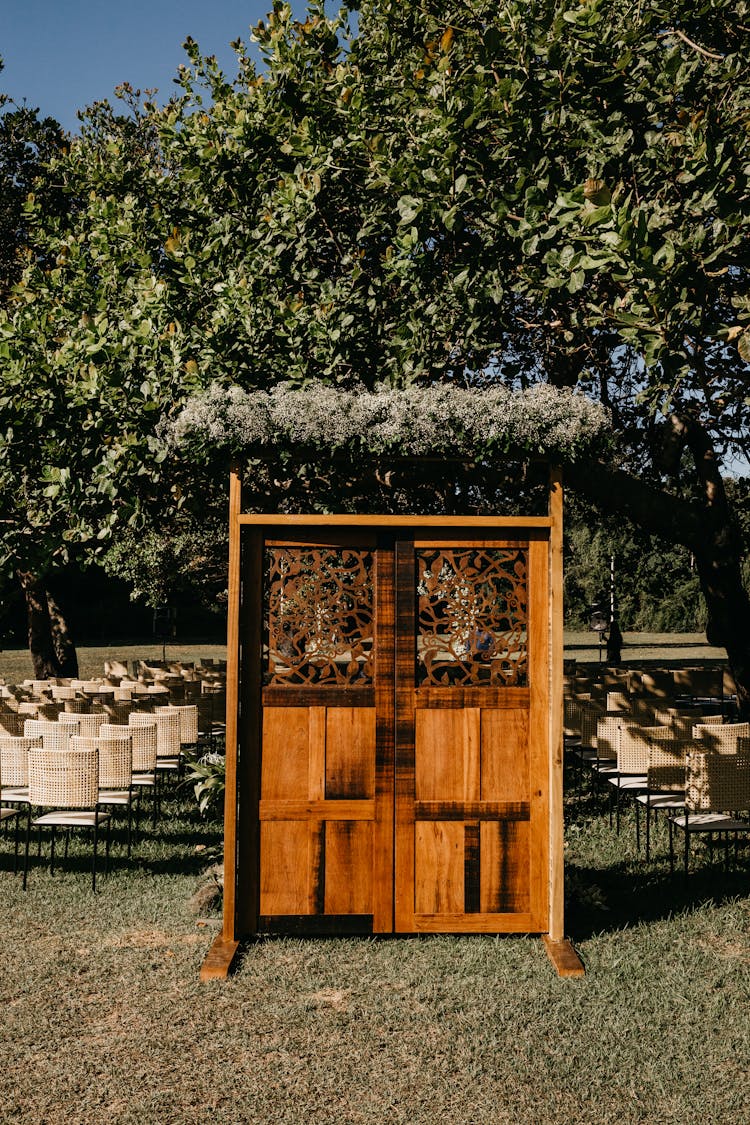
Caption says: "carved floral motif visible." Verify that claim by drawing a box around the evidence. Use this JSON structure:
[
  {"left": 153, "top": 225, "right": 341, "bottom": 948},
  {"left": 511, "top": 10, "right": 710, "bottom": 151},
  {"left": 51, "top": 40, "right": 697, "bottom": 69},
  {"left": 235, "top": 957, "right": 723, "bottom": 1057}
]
[
  {"left": 417, "top": 548, "right": 528, "bottom": 686},
  {"left": 264, "top": 547, "right": 374, "bottom": 686}
]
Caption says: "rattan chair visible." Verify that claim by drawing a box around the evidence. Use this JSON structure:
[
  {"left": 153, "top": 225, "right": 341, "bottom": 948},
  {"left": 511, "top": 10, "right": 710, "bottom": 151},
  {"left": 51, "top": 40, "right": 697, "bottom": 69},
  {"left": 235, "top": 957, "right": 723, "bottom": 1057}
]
[
  {"left": 607, "top": 724, "right": 665, "bottom": 840},
  {"left": 59, "top": 712, "right": 105, "bottom": 738},
  {"left": 636, "top": 735, "right": 692, "bottom": 862},
  {"left": 71, "top": 733, "right": 134, "bottom": 855},
  {"left": 591, "top": 712, "right": 635, "bottom": 789},
  {"left": 692, "top": 722, "right": 750, "bottom": 754},
  {"left": 129, "top": 711, "right": 181, "bottom": 818},
  {"left": 669, "top": 750, "right": 750, "bottom": 876},
  {"left": 23, "top": 718, "right": 64, "bottom": 742},
  {"left": 0, "top": 742, "right": 23, "bottom": 870},
  {"left": 0, "top": 734, "right": 40, "bottom": 805},
  {"left": 23, "top": 745, "right": 111, "bottom": 890},
  {"left": 131, "top": 709, "right": 181, "bottom": 775},
  {"left": 100, "top": 721, "right": 157, "bottom": 832},
  {"left": 162, "top": 703, "right": 198, "bottom": 770},
  {"left": 0, "top": 709, "right": 25, "bottom": 737}
]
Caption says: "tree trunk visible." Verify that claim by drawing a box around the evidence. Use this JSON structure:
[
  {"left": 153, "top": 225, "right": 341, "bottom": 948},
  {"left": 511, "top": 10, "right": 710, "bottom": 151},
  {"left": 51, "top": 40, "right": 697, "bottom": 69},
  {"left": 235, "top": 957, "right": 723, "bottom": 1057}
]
[
  {"left": 16, "top": 571, "right": 79, "bottom": 680},
  {"left": 17, "top": 570, "right": 59, "bottom": 679},
  {"left": 46, "top": 586, "right": 79, "bottom": 678}
]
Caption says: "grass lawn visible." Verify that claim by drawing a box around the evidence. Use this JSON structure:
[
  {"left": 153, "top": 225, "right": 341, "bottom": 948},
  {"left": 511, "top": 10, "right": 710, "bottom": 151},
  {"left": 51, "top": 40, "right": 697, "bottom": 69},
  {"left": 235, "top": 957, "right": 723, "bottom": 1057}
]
[
  {"left": 0, "top": 643, "right": 228, "bottom": 686},
  {"left": 1, "top": 638, "right": 748, "bottom": 1122},
  {"left": 0, "top": 631, "right": 726, "bottom": 685},
  {"left": 1, "top": 770, "right": 749, "bottom": 1124}
]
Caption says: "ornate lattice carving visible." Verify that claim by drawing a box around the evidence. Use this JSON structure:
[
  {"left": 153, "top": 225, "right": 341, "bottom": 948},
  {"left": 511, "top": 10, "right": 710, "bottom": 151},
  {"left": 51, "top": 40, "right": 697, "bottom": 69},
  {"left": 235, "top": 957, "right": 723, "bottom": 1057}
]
[
  {"left": 417, "top": 548, "right": 528, "bottom": 686},
  {"left": 264, "top": 548, "right": 374, "bottom": 686}
]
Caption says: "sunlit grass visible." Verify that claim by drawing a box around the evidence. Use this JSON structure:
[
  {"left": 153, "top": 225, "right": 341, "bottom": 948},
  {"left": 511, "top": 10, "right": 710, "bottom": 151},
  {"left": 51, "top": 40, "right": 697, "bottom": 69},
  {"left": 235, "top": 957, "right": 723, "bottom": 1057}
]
[{"left": 1, "top": 762, "right": 749, "bottom": 1124}]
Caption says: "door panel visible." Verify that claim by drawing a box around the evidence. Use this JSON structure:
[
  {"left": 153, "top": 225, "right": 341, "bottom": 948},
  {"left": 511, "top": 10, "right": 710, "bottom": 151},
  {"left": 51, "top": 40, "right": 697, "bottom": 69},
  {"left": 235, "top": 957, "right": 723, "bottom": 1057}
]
[
  {"left": 253, "top": 527, "right": 549, "bottom": 936},
  {"left": 395, "top": 535, "right": 548, "bottom": 934},
  {"left": 258, "top": 537, "right": 384, "bottom": 933}
]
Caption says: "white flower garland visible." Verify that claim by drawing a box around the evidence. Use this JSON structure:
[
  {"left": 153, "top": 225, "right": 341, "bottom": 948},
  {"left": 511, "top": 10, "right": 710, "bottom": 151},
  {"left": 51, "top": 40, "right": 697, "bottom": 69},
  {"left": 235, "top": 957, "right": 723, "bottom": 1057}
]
[{"left": 165, "top": 380, "right": 611, "bottom": 462}]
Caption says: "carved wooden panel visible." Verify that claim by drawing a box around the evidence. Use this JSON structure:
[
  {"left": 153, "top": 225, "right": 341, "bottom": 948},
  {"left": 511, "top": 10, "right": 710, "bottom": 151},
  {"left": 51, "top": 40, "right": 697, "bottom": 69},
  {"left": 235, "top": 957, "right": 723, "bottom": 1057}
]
[
  {"left": 264, "top": 547, "right": 374, "bottom": 686},
  {"left": 416, "top": 547, "right": 528, "bottom": 687}
]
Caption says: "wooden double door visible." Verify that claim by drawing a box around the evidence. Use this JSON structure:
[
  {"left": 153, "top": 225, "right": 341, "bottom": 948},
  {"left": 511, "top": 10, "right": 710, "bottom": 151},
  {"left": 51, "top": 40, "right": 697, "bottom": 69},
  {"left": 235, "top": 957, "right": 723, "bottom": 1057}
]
[{"left": 253, "top": 527, "right": 550, "bottom": 935}]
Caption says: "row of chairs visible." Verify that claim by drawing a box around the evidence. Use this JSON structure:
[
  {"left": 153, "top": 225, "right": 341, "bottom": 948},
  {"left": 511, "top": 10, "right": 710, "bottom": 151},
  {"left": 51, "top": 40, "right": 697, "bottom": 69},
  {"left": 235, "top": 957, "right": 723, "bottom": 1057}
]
[
  {"left": 569, "top": 706, "right": 750, "bottom": 874},
  {"left": 565, "top": 665, "right": 734, "bottom": 706},
  {"left": 0, "top": 704, "right": 200, "bottom": 889}
]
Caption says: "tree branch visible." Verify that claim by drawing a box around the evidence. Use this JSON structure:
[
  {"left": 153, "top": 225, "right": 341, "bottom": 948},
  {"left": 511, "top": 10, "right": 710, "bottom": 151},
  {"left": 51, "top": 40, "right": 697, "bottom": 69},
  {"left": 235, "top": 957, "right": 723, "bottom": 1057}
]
[
  {"left": 658, "top": 29, "right": 725, "bottom": 61},
  {"left": 564, "top": 461, "right": 705, "bottom": 548}
]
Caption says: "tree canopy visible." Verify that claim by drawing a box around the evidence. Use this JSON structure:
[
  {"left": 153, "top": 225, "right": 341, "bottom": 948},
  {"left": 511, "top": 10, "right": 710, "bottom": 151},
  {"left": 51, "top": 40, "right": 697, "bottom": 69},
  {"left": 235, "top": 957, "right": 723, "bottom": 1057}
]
[{"left": 1, "top": 1, "right": 750, "bottom": 695}]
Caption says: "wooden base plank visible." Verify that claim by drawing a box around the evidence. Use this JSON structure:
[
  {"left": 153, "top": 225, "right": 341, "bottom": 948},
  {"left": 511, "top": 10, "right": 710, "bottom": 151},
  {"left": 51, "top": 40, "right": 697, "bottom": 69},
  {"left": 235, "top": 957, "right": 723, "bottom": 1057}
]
[
  {"left": 542, "top": 935, "right": 585, "bottom": 978},
  {"left": 199, "top": 934, "right": 241, "bottom": 981}
]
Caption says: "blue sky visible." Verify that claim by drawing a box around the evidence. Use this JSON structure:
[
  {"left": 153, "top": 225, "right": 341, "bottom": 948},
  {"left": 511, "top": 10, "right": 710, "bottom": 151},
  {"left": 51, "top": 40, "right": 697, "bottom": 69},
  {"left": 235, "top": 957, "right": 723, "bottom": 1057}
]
[{"left": 0, "top": 1, "right": 307, "bottom": 133}]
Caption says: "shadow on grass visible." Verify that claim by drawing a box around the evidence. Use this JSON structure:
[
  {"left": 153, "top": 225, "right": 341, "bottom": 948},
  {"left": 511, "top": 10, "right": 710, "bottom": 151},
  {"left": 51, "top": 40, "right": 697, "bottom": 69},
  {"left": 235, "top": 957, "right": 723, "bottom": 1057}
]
[{"left": 566, "top": 860, "right": 750, "bottom": 940}]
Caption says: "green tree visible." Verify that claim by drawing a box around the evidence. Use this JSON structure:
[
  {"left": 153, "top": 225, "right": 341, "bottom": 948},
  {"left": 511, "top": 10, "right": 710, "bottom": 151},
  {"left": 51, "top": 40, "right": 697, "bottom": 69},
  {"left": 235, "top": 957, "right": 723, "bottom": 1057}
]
[
  {"left": 2, "top": 2, "right": 750, "bottom": 712},
  {"left": 0, "top": 62, "right": 75, "bottom": 674}
]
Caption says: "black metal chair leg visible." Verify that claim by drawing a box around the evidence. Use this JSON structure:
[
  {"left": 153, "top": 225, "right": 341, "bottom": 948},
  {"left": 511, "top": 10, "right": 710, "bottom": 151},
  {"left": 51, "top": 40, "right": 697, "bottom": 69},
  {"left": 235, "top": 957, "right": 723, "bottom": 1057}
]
[
  {"left": 12, "top": 813, "right": 20, "bottom": 874},
  {"left": 22, "top": 807, "right": 32, "bottom": 890},
  {"left": 92, "top": 814, "right": 98, "bottom": 892},
  {"left": 50, "top": 826, "right": 56, "bottom": 876}
]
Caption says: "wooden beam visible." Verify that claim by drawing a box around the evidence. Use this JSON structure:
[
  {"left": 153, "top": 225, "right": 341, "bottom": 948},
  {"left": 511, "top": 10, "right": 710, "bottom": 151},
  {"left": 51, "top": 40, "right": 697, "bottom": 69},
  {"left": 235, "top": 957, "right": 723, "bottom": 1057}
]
[
  {"left": 199, "top": 934, "right": 241, "bottom": 981},
  {"left": 221, "top": 464, "right": 243, "bottom": 945},
  {"left": 237, "top": 514, "right": 553, "bottom": 528},
  {"left": 548, "top": 466, "right": 565, "bottom": 941},
  {"left": 542, "top": 935, "right": 585, "bottom": 978}
]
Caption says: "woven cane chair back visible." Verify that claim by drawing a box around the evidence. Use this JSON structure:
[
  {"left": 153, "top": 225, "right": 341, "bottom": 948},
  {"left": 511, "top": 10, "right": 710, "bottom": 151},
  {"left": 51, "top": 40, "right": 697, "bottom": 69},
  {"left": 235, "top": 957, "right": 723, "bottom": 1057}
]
[
  {"left": 617, "top": 725, "right": 665, "bottom": 775},
  {"left": 163, "top": 705, "right": 198, "bottom": 745},
  {"left": 692, "top": 722, "right": 750, "bottom": 754},
  {"left": 0, "top": 735, "right": 41, "bottom": 787},
  {"left": 28, "top": 746, "right": 99, "bottom": 809},
  {"left": 647, "top": 736, "right": 691, "bottom": 794},
  {"left": 686, "top": 750, "right": 750, "bottom": 814},
  {"left": 0, "top": 710, "right": 25, "bottom": 737},
  {"left": 596, "top": 712, "right": 634, "bottom": 759},
  {"left": 71, "top": 734, "right": 132, "bottom": 790}
]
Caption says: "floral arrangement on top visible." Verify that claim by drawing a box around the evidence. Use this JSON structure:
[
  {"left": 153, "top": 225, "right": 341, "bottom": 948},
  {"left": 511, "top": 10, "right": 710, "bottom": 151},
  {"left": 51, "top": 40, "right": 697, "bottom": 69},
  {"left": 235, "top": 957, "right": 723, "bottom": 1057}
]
[{"left": 164, "top": 380, "right": 611, "bottom": 464}]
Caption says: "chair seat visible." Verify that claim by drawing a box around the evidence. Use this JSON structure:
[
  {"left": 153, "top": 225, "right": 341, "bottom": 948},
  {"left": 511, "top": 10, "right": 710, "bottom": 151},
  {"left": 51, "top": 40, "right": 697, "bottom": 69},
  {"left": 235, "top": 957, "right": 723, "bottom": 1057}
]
[
  {"left": 98, "top": 790, "right": 131, "bottom": 806},
  {"left": 591, "top": 761, "right": 618, "bottom": 777},
  {"left": 1, "top": 786, "right": 29, "bottom": 802},
  {"left": 607, "top": 774, "right": 648, "bottom": 790},
  {"left": 131, "top": 773, "right": 157, "bottom": 788},
  {"left": 670, "top": 812, "right": 750, "bottom": 833},
  {"left": 0, "top": 807, "right": 18, "bottom": 822},
  {"left": 33, "top": 809, "right": 111, "bottom": 828},
  {"left": 636, "top": 792, "right": 685, "bottom": 810},
  {"left": 155, "top": 758, "right": 181, "bottom": 771}
]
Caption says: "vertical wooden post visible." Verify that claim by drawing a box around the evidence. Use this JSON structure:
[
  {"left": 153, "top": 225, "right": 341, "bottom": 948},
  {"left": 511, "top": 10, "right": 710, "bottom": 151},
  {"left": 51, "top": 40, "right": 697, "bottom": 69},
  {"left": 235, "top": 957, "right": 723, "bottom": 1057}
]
[
  {"left": 547, "top": 465, "right": 565, "bottom": 941},
  {"left": 222, "top": 463, "right": 243, "bottom": 943},
  {"left": 201, "top": 463, "right": 243, "bottom": 980}
]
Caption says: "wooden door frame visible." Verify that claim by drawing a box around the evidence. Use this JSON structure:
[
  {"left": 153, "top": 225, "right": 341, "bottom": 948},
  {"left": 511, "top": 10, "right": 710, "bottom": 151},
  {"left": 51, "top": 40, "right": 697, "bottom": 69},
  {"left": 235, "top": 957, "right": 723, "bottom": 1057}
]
[{"left": 201, "top": 472, "right": 566, "bottom": 977}]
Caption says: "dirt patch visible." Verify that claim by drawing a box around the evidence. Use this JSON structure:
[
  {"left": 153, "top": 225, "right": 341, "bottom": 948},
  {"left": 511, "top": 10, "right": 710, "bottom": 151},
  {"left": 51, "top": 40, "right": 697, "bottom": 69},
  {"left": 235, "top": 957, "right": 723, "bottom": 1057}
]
[
  {"left": 308, "top": 988, "right": 350, "bottom": 1011},
  {"left": 697, "top": 935, "right": 750, "bottom": 962}
]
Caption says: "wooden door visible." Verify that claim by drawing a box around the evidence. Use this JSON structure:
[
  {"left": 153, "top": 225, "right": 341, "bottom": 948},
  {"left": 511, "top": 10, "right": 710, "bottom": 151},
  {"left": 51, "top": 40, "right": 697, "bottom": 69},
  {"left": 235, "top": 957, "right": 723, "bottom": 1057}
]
[
  {"left": 253, "top": 526, "right": 550, "bottom": 936},
  {"left": 394, "top": 535, "right": 549, "bottom": 933},
  {"left": 257, "top": 533, "right": 394, "bottom": 934}
]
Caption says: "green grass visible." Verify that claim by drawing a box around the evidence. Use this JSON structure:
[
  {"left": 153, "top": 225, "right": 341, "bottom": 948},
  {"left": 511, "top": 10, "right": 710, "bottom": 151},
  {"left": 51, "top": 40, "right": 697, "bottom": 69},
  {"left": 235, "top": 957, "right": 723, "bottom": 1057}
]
[
  {"left": 0, "top": 643, "right": 227, "bottom": 686},
  {"left": 0, "top": 630, "right": 727, "bottom": 686},
  {"left": 1, "top": 768, "right": 749, "bottom": 1124}
]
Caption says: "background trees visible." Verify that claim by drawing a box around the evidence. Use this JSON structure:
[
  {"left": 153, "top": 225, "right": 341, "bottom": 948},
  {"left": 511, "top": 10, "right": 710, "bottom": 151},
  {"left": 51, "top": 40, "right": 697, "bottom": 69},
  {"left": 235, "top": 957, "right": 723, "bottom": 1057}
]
[{"left": 1, "top": 2, "right": 749, "bottom": 704}]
